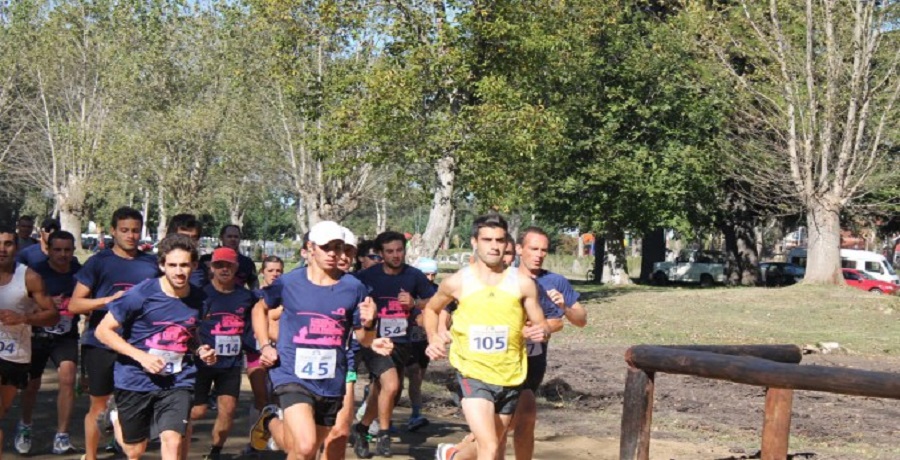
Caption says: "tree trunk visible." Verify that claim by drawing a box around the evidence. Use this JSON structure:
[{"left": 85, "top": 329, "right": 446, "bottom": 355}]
[
  {"left": 57, "top": 178, "right": 86, "bottom": 250},
  {"left": 229, "top": 205, "right": 244, "bottom": 228},
  {"left": 606, "top": 225, "right": 633, "bottom": 285},
  {"left": 803, "top": 199, "right": 843, "bottom": 284},
  {"left": 156, "top": 184, "right": 167, "bottom": 241},
  {"left": 375, "top": 198, "right": 387, "bottom": 234},
  {"left": 294, "top": 198, "right": 308, "bottom": 240},
  {"left": 577, "top": 234, "right": 584, "bottom": 258},
  {"left": 410, "top": 154, "right": 455, "bottom": 260},
  {"left": 593, "top": 236, "right": 606, "bottom": 285},
  {"left": 141, "top": 188, "right": 151, "bottom": 240},
  {"left": 641, "top": 228, "right": 666, "bottom": 283},
  {"left": 723, "top": 223, "right": 760, "bottom": 286}
]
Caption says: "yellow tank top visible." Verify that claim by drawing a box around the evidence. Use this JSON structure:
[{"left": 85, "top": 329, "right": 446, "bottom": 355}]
[{"left": 449, "top": 266, "right": 527, "bottom": 386}]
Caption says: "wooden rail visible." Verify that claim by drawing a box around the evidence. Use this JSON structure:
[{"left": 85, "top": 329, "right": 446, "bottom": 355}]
[{"left": 619, "top": 344, "right": 900, "bottom": 460}]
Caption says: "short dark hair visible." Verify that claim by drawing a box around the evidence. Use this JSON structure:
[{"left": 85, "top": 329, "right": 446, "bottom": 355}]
[
  {"left": 518, "top": 226, "right": 549, "bottom": 245},
  {"left": 40, "top": 218, "right": 61, "bottom": 233},
  {"left": 111, "top": 207, "right": 144, "bottom": 229},
  {"left": 219, "top": 224, "right": 241, "bottom": 238},
  {"left": 357, "top": 239, "right": 375, "bottom": 256},
  {"left": 0, "top": 226, "right": 17, "bottom": 246},
  {"left": 17, "top": 216, "right": 34, "bottom": 224},
  {"left": 505, "top": 234, "right": 515, "bottom": 246},
  {"left": 374, "top": 231, "right": 406, "bottom": 252},
  {"left": 471, "top": 213, "right": 508, "bottom": 239},
  {"left": 167, "top": 213, "right": 202, "bottom": 236},
  {"left": 262, "top": 255, "right": 284, "bottom": 269},
  {"left": 48, "top": 230, "right": 75, "bottom": 247},
  {"left": 157, "top": 234, "right": 198, "bottom": 264}
]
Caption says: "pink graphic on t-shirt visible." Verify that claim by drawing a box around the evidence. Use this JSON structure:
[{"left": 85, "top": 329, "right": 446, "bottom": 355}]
[
  {"left": 112, "top": 283, "right": 136, "bottom": 292},
  {"left": 379, "top": 298, "right": 408, "bottom": 319},
  {"left": 56, "top": 296, "right": 73, "bottom": 316},
  {"left": 292, "top": 312, "right": 345, "bottom": 347},
  {"left": 145, "top": 323, "right": 191, "bottom": 352},
  {"left": 211, "top": 313, "right": 244, "bottom": 335}
]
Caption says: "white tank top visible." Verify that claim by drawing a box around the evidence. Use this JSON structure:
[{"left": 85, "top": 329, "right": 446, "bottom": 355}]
[{"left": 0, "top": 264, "right": 33, "bottom": 363}]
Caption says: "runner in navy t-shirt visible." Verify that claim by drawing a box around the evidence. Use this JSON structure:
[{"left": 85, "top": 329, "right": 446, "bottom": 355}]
[
  {"left": 185, "top": 247, "right": 256, "bottom": 460},
  {"left": 68, "top": 206, "right": 160, "bottom": 460},
  {"left": 352, "top": 231, "right": 436, "bottom": 458},
  {"left": 16, "top": 231, "right": 82, "bottom": 455},
  {"left": 95, "top": 234, "right": 216, "bottom": 460},
  {"left": 165, "top": 213, "right": 207, "bottom": 288},
  {"left": 249, "top": 220, "right": 391, "bottom": 460},
  {"left": 14, "top": 218, "right": 62, "bottom": 268}
]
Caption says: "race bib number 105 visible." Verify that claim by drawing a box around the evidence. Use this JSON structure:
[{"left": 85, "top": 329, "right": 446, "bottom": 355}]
[{"left": 469, "top": 325, "right": 509, "bottom": 353}]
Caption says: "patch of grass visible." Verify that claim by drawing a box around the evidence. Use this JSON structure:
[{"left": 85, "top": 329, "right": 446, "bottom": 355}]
[{"left": 565, "top": 283, "right": 900, "bottom": 356}]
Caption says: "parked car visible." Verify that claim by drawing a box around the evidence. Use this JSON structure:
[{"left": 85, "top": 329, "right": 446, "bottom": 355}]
[
  {"left": 789, "top": 248, "right": 899, "bottom": 285},
  {"left": 652, "top": 249, "right": 726, "bottom": 287},
  {"left": 759, "top": 262, "right": 805, "bottom": 287},
  {"left": 842, "top": 268, "right": 899, "bottom": 295}
]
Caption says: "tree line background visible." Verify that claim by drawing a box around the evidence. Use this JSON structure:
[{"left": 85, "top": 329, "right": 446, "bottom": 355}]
[{"left": 1, "top": 0, "right": 898, "bottom": 284}]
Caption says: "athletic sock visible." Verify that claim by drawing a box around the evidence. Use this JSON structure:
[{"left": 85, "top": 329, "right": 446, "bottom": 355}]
[
  {"left": 411, "top": 405, "right": 421, "bottom": 418},
  {"left": 209, "top": 445, "right": 223, "bottom": 454}
]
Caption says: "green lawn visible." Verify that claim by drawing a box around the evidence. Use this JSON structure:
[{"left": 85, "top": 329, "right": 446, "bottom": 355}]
[{"left": 566, "top": 282, "right": 900, "bottom": 356}]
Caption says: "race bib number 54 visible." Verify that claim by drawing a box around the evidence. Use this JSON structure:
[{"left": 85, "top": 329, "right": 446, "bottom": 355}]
[
  {"left": 469, "top": 325, "right": 509, "bottom": 353},
  {"left": 295, "top": 348, "right": 337, "bottom": 380}
]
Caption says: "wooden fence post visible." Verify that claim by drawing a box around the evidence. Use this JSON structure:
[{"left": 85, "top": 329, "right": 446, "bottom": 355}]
[
  {"left": 620, "top": 368, "right": 655, "bottom": 460},
  {"left": 761, "top": 387, "right": 793, "bottom": 460}
]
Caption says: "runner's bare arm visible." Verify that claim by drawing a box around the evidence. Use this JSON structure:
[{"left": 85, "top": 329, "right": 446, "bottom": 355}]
[
  {"left": 267, "top": 306, "right": 283, "bottom": 342},
  {"left": 563, "top": 301, "right": 587, "bottom": 327},
  {"left": 95, "top": 312, "right": 166, "bottom": 374},
  {"left": 68, "top": 282, "right": 123, "bottom": 315},
  {"left": 24, "top": 267, "right": 59, "bottom": 327},
  {"left": 547, "top": 318, "right": 565, "bottom": 334},
  {"left": 251, "top": 298, "right": 277, "bottom": 366},
  {"left": 520, "top": 275, "right": 550, "bottom": 342},
  {"left": 424, "top": 272, "right": 461, "bottom": 359}
]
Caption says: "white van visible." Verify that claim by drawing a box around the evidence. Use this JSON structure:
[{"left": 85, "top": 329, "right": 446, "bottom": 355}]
[{"left": 787, "top": 248, "right": 900, "bottom": 285}]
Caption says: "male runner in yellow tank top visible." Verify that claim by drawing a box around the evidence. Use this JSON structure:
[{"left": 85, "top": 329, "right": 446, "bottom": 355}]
[{"left": 424, "top": 214, "right": 550, "bottom": 460}]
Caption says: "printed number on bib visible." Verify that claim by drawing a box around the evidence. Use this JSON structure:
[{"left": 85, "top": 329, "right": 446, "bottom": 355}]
[
  {"left": 380, "top": 318, "right": 407, "bottom": 338},
  {"left": 44, "top": 316, "right": 73, "bottom": 335},
  {"left": 149, "top": 349, "right": 184, "bottom": 375},
  {"left": 469, "top": 325, "right": 509, "bottom": 353},
  {"left": 0, "top": 340, "right": 16, "bottom": 357},
  {"left": 526, "top": 340, "right": 543, "bottom": 357},
  {"left": 295, "top": 348, "right": 337, "bottom": 380},
  {"left": 215, "top": 335, "right": 241, "bottom": 356}
]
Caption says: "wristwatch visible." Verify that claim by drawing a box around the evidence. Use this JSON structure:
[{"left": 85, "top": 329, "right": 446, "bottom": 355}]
[{"left": 258, "top": 342, "right": 275, "bottom": 352}]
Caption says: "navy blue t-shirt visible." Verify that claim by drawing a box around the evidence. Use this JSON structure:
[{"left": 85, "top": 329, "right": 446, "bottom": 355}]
[
  {"left": 190, "top": 266, "right": 209, "bottom": 289},
  {"left": 32, "top": 261, "right": 82, "bottom": 339},
  {"left": 108, "top": 278, "right": 204, "bottom": 392},
  {"left": 355, "top": 265, "right": 436, "bottom": 344},
  {"left": 527, "top": 271, "right": 577, "bottom": 359},
  {"left": 75, "top": 250, "right": 160, "bottom": 348},
  {"left": 197, "top": 284, "right": 256, "bottom": 369},
  {"left": 16, "top": 244, "right": 49, "bottom": 268},
  {"left": 263, "top": 267, "right": 366, "bottom": 398}
]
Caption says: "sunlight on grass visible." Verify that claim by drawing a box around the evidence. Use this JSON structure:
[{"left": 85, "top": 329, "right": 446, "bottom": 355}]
[{"left": 569, "top": 283, "right": 900, "bottom": 356}]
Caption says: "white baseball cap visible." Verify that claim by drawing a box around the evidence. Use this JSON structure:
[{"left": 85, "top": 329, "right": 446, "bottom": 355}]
[
  {"left": 309, "top": 221, "right": 345, "bottom": 246},
  {"left": 342, "top": 227, "right": 358, "bottom": 248}
]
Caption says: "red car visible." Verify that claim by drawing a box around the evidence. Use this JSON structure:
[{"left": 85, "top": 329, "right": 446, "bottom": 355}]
[{"left": 842, "top": 269, "right": 899, "bottom": 295}]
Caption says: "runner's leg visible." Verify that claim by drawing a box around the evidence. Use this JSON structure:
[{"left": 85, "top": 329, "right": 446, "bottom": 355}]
[
  {"left": 282, "top": 403, "right": 329, "bottom": 460},
  {"left": 512, "top": 389, "right": 538, "bottom": 460},
  {"left": 461, "top": 398, "right": 508, "bottom": 460},
  {"left": 57, "top": 360, "right": 77, "bottom": 434},
  {"left": 322, "top": 381, "right": 354, "bottom": 460}
]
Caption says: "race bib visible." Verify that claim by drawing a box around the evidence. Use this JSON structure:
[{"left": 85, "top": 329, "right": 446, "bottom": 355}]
[
  {"left": 0, "top": 338, "right": 17, "bottom": 357},
  {"left": 469, "top": 325, "right": 509, "bottom": 354},
  {"left": 294, "top": 348, "right": 337, "bottom": 380},
  {"left": 380, "top": 318, "right": 407, "bottom": 338},
  {"left": 44, "top": 316, "right": 73, "bottom": 335},
  {"left": 526, "top": 340, "right": 543, "bottom": 357},
  {"left": 215, "top": 335, "right": 241, "bottom": 357},
  {"left": 149, "top": 348, "right": 184, "bottom": 375}
]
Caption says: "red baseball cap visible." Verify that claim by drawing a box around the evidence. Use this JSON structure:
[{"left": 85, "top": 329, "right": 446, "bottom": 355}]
[{"left": 211, "top": 247, "right": 238, "bottom": 265}]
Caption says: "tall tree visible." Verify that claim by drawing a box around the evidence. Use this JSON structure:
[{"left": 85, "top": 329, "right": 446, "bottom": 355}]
[{"left": 700, "top": 0, "right": 900, "bottom": 284}]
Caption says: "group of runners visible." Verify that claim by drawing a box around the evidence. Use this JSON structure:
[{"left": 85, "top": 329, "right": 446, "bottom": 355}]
[{"left": 0, "top": 210, "right": 587, "bottom": 460}]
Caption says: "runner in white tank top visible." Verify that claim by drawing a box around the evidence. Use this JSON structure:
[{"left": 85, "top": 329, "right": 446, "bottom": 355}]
[{"left": 0, "top": 227, "right": 59, "bottom": 459}]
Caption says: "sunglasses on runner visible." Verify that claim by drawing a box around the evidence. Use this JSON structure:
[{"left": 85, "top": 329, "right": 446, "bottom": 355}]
[{"left": 366, "top": 254, "right": 383, "bottom": 261}]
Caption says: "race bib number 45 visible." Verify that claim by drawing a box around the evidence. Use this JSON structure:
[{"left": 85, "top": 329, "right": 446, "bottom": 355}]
[
  {"left": 469, "top": 325, "right": 509, "bottom": 353},
  {"left": 215, "top": 335, "right": 241, "bottom": 357},
  {"left": 295, "top": 348, "right": 337, "bottom": 380}
]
